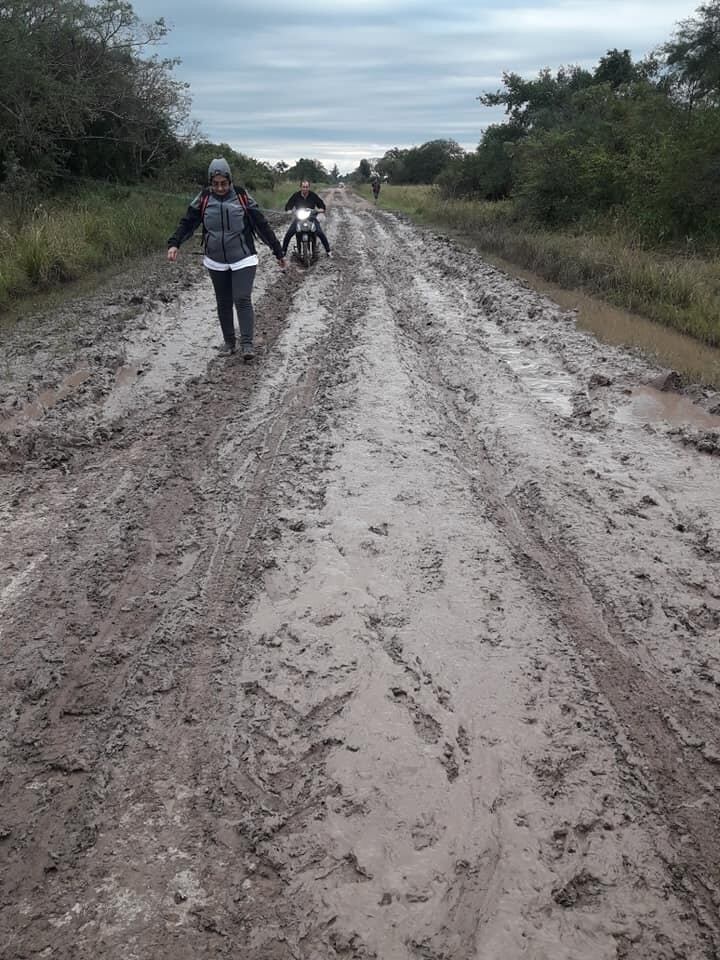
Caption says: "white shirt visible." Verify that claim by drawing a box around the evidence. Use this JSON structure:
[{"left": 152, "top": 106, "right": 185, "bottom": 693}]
[{"left": 203, "top": 254, "right": 259, "bottom": 271}]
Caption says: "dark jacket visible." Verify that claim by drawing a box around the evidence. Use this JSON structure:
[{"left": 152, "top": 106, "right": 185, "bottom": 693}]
[
  {"left": 284, "top": 190, "right": 326, "bottom": 213},
  {"left": 168, "top": 188, "right": 283, "bottom": 263}
]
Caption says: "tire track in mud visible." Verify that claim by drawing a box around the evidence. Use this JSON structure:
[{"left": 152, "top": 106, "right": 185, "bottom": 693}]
[
  {"left": 1, "top": 194, "right": 719, "bottom": 959},
  {"left": 214, "top": 230, "right": 506, "bottom": 960},
  {"left": 218, "top": 202, "right": 712, "bottom": 959},
  {"left": 357, "top": 205, "right": 720, "bottom": 945},
  {"left": 0, "top": 248, "right": 360, "bottom": 957}
]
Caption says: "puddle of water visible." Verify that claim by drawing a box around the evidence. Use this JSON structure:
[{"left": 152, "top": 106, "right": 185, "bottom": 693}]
[
  {"left": 115, "top": 365, "right": 141, "bottom": 387},
  {"left": 0, "top": 368, "right": 91, "bottom": 432},
  {"left": 618, "top": 385, "right": 720, "bottom": 431},
  {"left": 481, "top": 253, "right": 720, "bottom": 388}
]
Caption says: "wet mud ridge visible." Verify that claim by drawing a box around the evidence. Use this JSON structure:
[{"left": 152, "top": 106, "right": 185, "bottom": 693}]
[{"left": 1, "top": 190, "right": 720, "bottom": 959}]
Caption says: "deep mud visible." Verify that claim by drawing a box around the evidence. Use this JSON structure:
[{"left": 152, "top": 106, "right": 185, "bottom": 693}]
[{"left": 1, "top": 190, "right": 719, "bottom": 960}]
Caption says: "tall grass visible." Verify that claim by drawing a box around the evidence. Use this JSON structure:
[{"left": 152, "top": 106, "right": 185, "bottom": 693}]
[
  {"left": 358, "top": 184, "right": 720, "bottom": 347},
  {"left": 0, "top": 185, "right": 186, "bottom": 311}
]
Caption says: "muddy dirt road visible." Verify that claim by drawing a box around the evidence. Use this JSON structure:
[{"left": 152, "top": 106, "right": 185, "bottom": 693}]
[{"left": 1, "top": 189, "right": 720, "bottom": 959}]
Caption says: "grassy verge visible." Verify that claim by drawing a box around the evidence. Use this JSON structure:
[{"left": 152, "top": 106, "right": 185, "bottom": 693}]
[
  {"left": 356, "top": 184, "right": 720, "bottom": 348},
  {"left": 247, "top": 184, "right": 293, "bottom": 212},
  {"left": 0, "top": 185, "right": 188, "bottom": 312}
]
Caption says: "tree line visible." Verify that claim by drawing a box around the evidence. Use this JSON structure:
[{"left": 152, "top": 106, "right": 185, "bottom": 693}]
[
  {"left": 353, "top": 142, "right": 465, "bottom": 186},
  {"left": 354, "top": 1, "right": 720, "bottom": 246}
]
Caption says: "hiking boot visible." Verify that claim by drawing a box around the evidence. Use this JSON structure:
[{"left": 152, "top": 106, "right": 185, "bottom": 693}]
[
  {"left": 242, "top": 345, "right": 255, "bottom": 363},
  {"left": 217, "top": 341, "right": 236, "bottom": 355},
  {"left": 326, "top": 250, "right": 333, "bottom": 259}
]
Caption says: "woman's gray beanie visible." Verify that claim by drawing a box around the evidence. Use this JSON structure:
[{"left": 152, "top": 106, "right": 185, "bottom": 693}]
[{"left": 208, "top": 157, "right": 232, "bottom": 181}]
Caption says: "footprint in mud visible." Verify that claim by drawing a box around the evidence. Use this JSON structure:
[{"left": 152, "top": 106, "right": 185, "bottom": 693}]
[
  {"left": 312, "top": 612, "right": 343, "bottom": 627},
  {"left": 394, "top": 489, "right": 422, "bottom": 506},
  {"left": 360, "top": 539, "right": 381, "bottom": 557},
  {"left": 542, "top": 810, "right": 609, "bottom": 871},
  {"left": 411, "top": 703, "right": 443, "bottom": 744},
  {"left": 532, "top": 747, "right": 587, "bottom": 799},
  {"left": 390, "top": 687, "right": 441, "bottom": 742},
  {"left": 366, "top": 616, "right": 454, "bottom": 711},
  {"left": 389, "top": 687, "right": 461, "bottom": 782},
  {"left": 305, "top": 690, "right": 354, "bottom": 725},
  {"left": 441, "top": 742, "right": 460, "bottom": 782},
  {"left": 315, "top": 851, "right": 373, "bottom": 885},
  {"left": 456, "top": 724, "right": 470, "bottom": 757},
  {"left": 368, "top": 522, "right": 389, "bottom": 537},
  {"left": 552, "top": 869, "right": 604, "bottom": 908},
  {"left": 418, "top": 543, "right": 445, "bottom": 590},
  {"left": 385, "top": 637, "right": 422, "bottom": 691},
  {"left": 411, "top": 813, "right": 442, "bottom": 851}
]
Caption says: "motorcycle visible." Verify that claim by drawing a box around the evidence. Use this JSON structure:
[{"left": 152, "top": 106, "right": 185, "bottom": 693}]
[{"left": 291, "top": 208, "right": 319, "bottom": 268}]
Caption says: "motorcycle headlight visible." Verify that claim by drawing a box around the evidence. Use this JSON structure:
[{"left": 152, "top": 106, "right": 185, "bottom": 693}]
[{"left": 296, "top": 209, "right": 311, "bottom": 221}]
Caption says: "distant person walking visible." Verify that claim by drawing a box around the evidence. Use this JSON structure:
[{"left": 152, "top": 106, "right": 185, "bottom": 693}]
[
  {"left": 167, "top": 158, "right": 286, "bottom": 361},
  {"left": 371, "top": 176, "right": 381, "bottom": 202}
]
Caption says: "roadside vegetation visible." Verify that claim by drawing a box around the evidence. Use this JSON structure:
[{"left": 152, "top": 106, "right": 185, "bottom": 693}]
[{"left": 355, "top": 183, "right": 720, "bottom": 347}]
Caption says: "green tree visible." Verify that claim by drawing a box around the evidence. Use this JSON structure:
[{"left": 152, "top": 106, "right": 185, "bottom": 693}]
[
  {"left": 400, "top": 139, "right": 464, "bottom": 183},
  {"left": 437, "top": 124, "right": 522, "bottom": 199},
  {"left": 593, "top": 49, "right": 639, "bottom": 88},
  {"left": 165, "top": 142, "right": 276, "bottom": 190},
  {"left": 376, "top": 148, "right": 407, "bottom": 183},
  {"left": 0, "top": 0, "right": 190, "bottom": 184},
  {"left": 286, "top": 158, "right": 329, "bottom": 182},
  {"left": 478, "top": 65, "right": 594, "bottom": 132},
  {"left": 662, "top": 0, "right": 720, "bottom": 104},
  {"left": 356, "top": 158, "right": 372, "bottom": 181}
]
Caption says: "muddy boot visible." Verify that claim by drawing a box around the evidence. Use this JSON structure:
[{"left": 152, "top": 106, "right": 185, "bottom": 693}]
[
  {"left": 242, "top": 345, "right": 255, "bottom": 363},
  {"left": 217, "top": 340, "right": 236, "bottom": 356}
]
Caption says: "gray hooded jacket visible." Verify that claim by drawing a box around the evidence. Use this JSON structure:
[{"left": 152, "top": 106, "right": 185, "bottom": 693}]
[{"left": 168, "top": 158, "right": 283, "bottom": 263}]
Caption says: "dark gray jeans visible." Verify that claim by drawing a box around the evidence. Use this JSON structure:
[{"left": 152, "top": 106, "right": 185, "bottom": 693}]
[{"left": 208, "top": 266, "right": 257, "bottom": 347}]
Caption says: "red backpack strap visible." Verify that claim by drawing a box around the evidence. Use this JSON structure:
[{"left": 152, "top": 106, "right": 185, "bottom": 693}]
[
  {"left": 235, "top": 187, "right": 249, "bottom": 209},
  {"left": 199, "top": 189, "right": 211, "bottom": 219}
]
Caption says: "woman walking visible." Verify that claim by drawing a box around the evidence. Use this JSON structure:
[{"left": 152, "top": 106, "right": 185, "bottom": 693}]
[{"left": 167, "top": 158, "right": 286, "bottom": 361}]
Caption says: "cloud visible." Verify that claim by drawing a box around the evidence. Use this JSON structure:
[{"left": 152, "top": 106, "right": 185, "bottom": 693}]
[{"left": 134, "top": 0, "right": 700, "bottom": 172}]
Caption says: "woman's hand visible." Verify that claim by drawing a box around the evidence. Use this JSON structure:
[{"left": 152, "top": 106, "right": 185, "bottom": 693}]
[{"left": 167, "top": 246, "right": 179, "bottom": 262}]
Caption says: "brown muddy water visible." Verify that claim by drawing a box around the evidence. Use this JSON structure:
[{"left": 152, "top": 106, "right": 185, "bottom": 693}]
[
  {"left": 618, "top": 384, "right": 720, "bottom": 430},
  {"left": 482, "top": 252, "right": 720, "bottom": 388}
]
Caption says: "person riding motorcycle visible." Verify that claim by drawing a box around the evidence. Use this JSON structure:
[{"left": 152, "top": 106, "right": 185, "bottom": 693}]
[{"left": 282, "top": 180, "right": 332, "bottom": 258}]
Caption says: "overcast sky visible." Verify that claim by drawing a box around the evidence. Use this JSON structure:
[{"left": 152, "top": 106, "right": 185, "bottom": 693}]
[{"left": 133, "top": 0, "right": 699, "bottom": 173}]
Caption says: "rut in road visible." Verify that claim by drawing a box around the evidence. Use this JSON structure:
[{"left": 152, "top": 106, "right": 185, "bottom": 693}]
[{"left": 1, "top": 189, "right": 719, "bottom": 960}]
